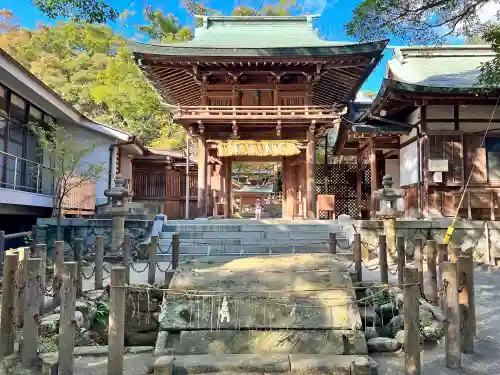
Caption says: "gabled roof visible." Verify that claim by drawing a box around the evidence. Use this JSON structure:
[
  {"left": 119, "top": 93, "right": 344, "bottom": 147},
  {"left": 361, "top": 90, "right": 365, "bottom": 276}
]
[
  {"left": 359, "top": 45, "right": 500, "bottom": 122},
  {"left": 133, "top": 15, "right": 387, "bottom": 106},
  {"left": 132, "top": 15, "right": 387, "bottom": 56},
  {"left": 388, "top": 45, "right": 494, "bottom": 90}
]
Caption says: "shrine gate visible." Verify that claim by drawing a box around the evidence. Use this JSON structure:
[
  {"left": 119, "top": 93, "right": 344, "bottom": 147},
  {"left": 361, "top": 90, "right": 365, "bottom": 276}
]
[{"left": 133, "top": 15, "right": 386, "bottom": 219}]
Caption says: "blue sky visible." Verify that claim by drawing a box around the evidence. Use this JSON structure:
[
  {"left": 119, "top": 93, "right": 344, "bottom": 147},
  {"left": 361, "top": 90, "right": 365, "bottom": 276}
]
[{"left": 2, "top": 0, "right": 463, "bottom": 93}]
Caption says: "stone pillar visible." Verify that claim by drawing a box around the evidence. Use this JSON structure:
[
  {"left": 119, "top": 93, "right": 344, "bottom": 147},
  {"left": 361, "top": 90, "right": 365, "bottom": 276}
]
[
  {"left": 384, "top": 218, "right": 397, "bottom": 263},
  {"left": 306, "top": 131, "right": 317, "bottom": 219},
  {"left": 197, "top": 137, "right": 207, "bottom": 217},
  {"left": 111, "top": 206, "right": 126, "bottom": 256}
]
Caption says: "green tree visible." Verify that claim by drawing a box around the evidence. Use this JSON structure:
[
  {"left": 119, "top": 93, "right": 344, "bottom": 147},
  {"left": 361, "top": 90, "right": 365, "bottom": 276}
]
[
  {"left": 0, "top": 20, "right": 184, "bottom": 147},
  {"left": 135, "top": 6, "right": 194, "bottom": 43},
  {"left": 33, "top": 0, "right": 118, "bottom": 23},
  {"left": 345, "top": 0, "right": 500, "bottom": 86},
  {"left": 31, "top": 122, "right": 104, "bottom": 239}
]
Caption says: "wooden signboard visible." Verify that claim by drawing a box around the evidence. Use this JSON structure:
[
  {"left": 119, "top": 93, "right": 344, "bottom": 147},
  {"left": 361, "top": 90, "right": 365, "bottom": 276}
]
[{"left": 317, "top": 194, "right": 335, "bottom": 212}]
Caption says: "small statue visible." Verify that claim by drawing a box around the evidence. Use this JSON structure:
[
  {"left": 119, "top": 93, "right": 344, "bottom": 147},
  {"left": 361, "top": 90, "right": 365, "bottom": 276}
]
[
  {"left": 219, "top": 296, "right": 230, "bottom": 323},
  {"left": 104, "top": 174, "right": 130, "bottom": 207}
]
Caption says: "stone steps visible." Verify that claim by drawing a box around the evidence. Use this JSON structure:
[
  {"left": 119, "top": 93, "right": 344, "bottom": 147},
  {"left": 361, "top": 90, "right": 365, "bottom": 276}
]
[
  {"left": 159, "top": 231, "right": 346, "bottom": 240},
  {"left": 162, "top": 223, "right": 344, "bottom": 233},
  {"left": 152, "top": 354, "right": 374, "bottom": 375}
]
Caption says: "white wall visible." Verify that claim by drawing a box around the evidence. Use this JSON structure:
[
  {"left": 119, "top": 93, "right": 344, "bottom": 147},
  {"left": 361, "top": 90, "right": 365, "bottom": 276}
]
[
  {"left": 63, "top": 121, "right": 116, "bottom": 205},
  {"left": 119, "top": 149, "right": 133, "bottom": 180},
  {"left": 400, "top": 141, "right": 419, "bottom": 187},
  {"left": 400, "top": 108, "right": 421, "bottom": 144},
  {"left": 385, "top": 159, "right": 400, "bottom": 188}
]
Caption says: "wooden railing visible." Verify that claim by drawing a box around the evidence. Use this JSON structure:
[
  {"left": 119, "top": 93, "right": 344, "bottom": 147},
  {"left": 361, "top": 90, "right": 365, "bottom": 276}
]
[{"left": 175, "top": 105, "right": 341, "bottom": 120}]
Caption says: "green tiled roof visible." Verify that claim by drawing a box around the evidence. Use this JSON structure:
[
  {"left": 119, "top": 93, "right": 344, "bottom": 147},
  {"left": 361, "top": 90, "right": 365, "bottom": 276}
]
[
  {"left": 132, "top": 15, "right": 388, "bottom": 57},
  {"left": 388, "top": 45, "right": 495, "bottom": 90}
]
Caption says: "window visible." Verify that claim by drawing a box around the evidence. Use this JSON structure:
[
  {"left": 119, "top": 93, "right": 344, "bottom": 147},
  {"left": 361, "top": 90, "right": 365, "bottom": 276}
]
[
  {"left": 486, "top": 138, "right": 500, "bottom": 181},
  {"left": 9, "top": 93, "right": 26, "bottom": 124}
]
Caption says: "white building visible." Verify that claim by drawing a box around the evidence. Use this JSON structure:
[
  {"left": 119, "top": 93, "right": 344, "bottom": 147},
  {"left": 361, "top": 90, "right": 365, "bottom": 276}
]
[{"left": 0, "top": 48, "right": 143, "bottom": 226}]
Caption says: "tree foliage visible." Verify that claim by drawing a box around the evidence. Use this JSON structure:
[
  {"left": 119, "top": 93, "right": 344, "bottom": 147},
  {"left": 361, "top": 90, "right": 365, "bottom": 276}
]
[
  {"left": 345, "top": 0, "right": 500, "bottom": 87},
  {"left": 33, "top": 0, "right": 118, "bottom": 23},
  {"left": 345, "top": 0, "right": 492, "bottom": 45},
  {"left": 0, "top": 19, "right": 184, "bottom": 147}
]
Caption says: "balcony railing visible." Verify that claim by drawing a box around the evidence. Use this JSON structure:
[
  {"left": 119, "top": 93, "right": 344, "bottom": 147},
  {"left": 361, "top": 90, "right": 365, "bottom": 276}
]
[
  {"left": 0, "top": 150, "right": 55, "bottom": 195},
  {"left": 174, "top": 105, "right": 341, "bottom": 122}
]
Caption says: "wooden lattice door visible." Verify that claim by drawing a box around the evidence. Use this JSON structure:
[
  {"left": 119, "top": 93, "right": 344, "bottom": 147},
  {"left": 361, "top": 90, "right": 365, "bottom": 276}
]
[{"left": 316, "top": 156, "right": 371, "bottom": 219}]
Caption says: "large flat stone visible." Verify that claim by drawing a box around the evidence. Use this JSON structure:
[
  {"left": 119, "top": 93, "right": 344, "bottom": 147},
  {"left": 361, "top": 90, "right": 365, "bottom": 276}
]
[
  {"left": 289, "top": 354, "right": 371, "bottom": 375},
  {"left": 175, "top": 330, "right": 368, "bottom": 355},
  {"left": 173, "top": 354, "right": 290, "bottom": 373},
  {"left": 161, "top": 254, "right": 361, "bottom": 331}
]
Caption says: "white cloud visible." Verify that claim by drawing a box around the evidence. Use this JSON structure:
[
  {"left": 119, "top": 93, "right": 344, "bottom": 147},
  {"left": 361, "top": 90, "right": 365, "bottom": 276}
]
[{"left": 303, "top": 0, "right": 328, "bottom": 14}]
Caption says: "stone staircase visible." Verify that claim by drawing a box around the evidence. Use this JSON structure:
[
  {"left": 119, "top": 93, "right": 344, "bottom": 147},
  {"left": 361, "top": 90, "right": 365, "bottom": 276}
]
[{"left": 157, "top": 219, "right": 350, "bottom": 260}]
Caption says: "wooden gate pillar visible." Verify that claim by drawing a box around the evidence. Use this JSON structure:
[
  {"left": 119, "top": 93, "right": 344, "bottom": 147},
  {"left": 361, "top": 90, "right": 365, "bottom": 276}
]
[
  {"left": 306, "top": 125, "right": 317, "bottom": 218},
  {"left": 224, "top": 157, "right": 232, "bottom": 218},
  {"left": 370, "top": 139, "right": 378, "bottom": 219},
  {"left": 197, "top": 137, "right": 208, "bottom": 217}
]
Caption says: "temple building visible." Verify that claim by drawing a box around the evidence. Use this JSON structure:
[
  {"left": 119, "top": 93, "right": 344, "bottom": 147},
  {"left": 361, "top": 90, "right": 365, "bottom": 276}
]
[
  {"left": 349, "top": 45, "right": 500, "bottom": 220},
  {"left": 132, "top": 15, "right": 387, "bottom": 219}
]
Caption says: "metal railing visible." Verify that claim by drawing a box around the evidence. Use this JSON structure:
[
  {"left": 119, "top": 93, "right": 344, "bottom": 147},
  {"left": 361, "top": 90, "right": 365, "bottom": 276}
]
[{"left": 0, "top": 150, "right": 55, "bottom": 195}]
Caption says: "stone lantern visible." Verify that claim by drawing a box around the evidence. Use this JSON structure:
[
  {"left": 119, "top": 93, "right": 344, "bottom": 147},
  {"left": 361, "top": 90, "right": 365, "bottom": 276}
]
[
  {"left": 104, "top": 174, "right": 131, "bottom": 259},
  {"left": 373, "top": 175, "right": 404, "bottom": 261}
]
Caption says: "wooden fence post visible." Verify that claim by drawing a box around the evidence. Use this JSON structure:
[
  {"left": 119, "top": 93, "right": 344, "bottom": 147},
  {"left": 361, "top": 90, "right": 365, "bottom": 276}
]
[
  {"left": 329, "top": 232, "right": 336, "bottom": 254},
  {"left": 438, "top": 243, "right": 448, "bottom": 310},
  {"left": 414, "top": 238, "right": 424, "bottom": 294},
  {"left": 53, "top": 241, "right": 64, "bottom": 308},
  {"left": 0, "top": 230, "right": 4, "bottom": 270},
  {"left": 443, "top": 261, "right": 461, "bottom": 369},
  {"left": 379, "top": 234, "right": 388, "bottom": 284},
  {"left": 353, "top": 233, "right": 362, "bottom": 283},
  {"left": 94, "top": 236, "right": 104, "bottom": 290},
  {"left": 58, "top": 262, "right": 77, "bottom": 375},
  {"left": 21, "top": 258, "right": 42, "bottom": 366},
  {"left": 74, "top": 238, "right": 84, "bottom": 296},
  {"left": 123, "top": 234, "right": 132, "bottom": 285},
  {"left": 397, "top": 236, "right": 406, "bottom": 287},
  {"left": 425, "top": 240, "right": 438, "bottom": 305},
  {"left": 458, "top": 254, "right": 475, "bottom": 353},
  {"left": 148, "top": 236, "right": 158, "bottom": 285},
  {"left": 30, "top": 225, "right": 37, "bottom": 255},
  {"left": 35, "top": 243, "right": 47, "bottom": 315},
  {"left": 15, "top": 247, "right": 29, "bottom": 330},
  {"left": 404, "top": 266, "right": 421, "bottom": 375},
  {"left": 0, "top": 253, "right": 19, "bottom": 358},
  {"left": 108, "top": 267, "right": 126, "bottom": 375},
  {"left": 172, "top": 233, "right": 180, "bottom": 270}
]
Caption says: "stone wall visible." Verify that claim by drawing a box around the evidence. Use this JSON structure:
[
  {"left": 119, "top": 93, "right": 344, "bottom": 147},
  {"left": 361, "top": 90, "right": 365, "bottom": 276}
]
[
  {"left": 345, "top": 218, "right": 497, "bottom": 264},
  {"left": 35, "top": 217, "right": 152, "bottom": 255}
]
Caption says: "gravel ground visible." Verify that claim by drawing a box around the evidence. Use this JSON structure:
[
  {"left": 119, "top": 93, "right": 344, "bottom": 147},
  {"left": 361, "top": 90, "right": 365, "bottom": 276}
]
[{"left": 367, "top": 264, "right": 500, "bottom": 374}]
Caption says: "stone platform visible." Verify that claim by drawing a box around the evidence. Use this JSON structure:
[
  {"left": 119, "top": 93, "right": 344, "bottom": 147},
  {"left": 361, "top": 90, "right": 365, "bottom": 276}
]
[{"left": 159, "top": 254, "right": 366, "bottom": 355}]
